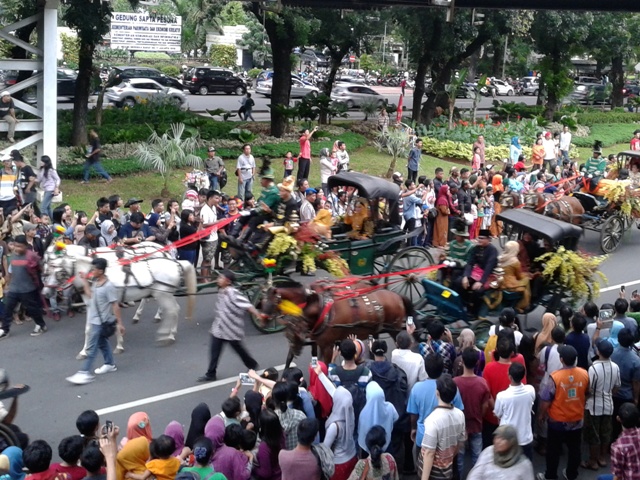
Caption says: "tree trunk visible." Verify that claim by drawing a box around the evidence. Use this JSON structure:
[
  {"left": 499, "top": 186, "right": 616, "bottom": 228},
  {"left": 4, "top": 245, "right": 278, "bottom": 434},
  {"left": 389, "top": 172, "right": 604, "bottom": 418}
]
[
  {"left": 71, "top": 40, "right": 95, "bottom": 146},
  {"left": 412, "top": 59, "right": 429, "bottom": 123},
  {"left": 95, "top": 83, "right": 107, "bottom": 127},
  {"left": 491, "top": 40, "right": 502, "bottom": 78},
  {"left": 386, "top": 154, "right": 398, "bottom": 179},
  {"left": 420, "top": 64, "right": 451, "bottom": 126},
  {"left": 610, "top": 55, "right": 624, "bottom": 108},
  {"left": 320, "top": 55, "right": 342, "bottom": 125},
  {"left": 269, "top": 41, "right": 293, "bottom": 137}
]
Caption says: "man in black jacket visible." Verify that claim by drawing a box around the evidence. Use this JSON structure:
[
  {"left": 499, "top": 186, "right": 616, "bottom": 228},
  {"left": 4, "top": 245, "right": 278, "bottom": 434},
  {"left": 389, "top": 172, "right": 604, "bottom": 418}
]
[{"left": 458, "top": 229, "right": 498, "bottom": 316}]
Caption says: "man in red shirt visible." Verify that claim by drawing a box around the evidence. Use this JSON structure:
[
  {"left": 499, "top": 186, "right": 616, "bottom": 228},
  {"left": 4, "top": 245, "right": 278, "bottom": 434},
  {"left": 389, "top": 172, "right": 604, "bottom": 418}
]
[
  {"left": 631, "top": 130, "right": 640, "bottom": 151},
  {"left": 482, "top": 335, "right": 526, "bottom": 447},
  {"left": 604, "top": 402, "right": 640, "bottom": 480},
  {"left": 297, "top": 126, "right": 318, "bottom": 181}
]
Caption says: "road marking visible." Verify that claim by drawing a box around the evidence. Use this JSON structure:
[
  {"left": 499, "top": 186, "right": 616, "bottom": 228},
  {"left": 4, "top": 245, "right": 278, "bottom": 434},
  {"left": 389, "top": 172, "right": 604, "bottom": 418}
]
[
  {"left": 95, "top": 363, "right": 293, "bottom": 415},
  {"left": 600, "top": 279, "right": 640, "bottom": 293}
]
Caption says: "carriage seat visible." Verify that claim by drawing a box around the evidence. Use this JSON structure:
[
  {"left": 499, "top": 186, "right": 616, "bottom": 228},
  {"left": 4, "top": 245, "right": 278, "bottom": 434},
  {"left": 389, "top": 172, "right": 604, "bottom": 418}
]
[
  {"left": 573, "top": 192, "right": 606, "bottom": 213},
  {"left": 501, "top": 290, "right": 523, "bottom": 308},
  {"left": 421, "top": 279, "right": 470, "bottom": 323}
]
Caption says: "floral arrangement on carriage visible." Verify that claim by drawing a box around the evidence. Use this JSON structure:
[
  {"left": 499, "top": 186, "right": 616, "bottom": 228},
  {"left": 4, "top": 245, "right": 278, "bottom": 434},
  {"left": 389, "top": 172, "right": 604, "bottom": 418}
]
[
  {"left": 603, "top": 182, "right": 640, "bottom": 218},
  {"left": 265, "top": 223, "right": 350, "bottom": 277},
  {"left": 535, "top": 247, "right": 607, "bottom": 304}
]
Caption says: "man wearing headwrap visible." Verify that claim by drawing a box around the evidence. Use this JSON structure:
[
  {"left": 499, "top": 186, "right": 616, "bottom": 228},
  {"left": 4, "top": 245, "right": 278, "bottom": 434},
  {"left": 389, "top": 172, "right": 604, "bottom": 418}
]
[{"left": 466, "top": 425, "right": 534, "bottom": 479}]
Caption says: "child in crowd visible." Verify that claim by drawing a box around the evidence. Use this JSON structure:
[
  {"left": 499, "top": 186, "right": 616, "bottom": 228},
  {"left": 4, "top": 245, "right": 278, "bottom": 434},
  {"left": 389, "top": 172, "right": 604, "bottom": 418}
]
[
  {"left": 180, "top": 437, "right": 226, "bottom": 480},
  {"left": 126, "top": 435, "right": 182, "bottom": 480},
  {"left": 24, "top": 440, "right": 67, "bottom": 480},
  {"left": 79, "top": 446, "right": 105, "bottom": 480},
  {"left": 51, "top": 436, "right": 86, "bottom": 480},
  {"left": 75, "top": 410, "right": 100, "bottom": 447},
  {"left": 73, "top": 212, "right": 88, "bottom": 244},
  {"left": 283, "top": 152, "right": 295, "bottom": 178}
]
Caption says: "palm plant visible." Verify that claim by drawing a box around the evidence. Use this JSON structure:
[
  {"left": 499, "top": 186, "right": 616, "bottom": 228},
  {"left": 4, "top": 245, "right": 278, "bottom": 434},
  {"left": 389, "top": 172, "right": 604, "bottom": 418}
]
[
  {"left": 137, "top": 123, "right": 203, "bottom": 197},
  {"left": 374, "top": 129, "right": 411, "bottom": 178},
  {"left": 359, "top": 98, "right": 380, "bottom": 122}
]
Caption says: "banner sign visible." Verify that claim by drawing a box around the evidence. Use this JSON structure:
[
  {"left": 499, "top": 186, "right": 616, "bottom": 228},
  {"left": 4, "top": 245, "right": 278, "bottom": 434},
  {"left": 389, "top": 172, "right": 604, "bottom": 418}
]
[{"left": 110, "top": 12, "right": 182, "bottom": 53}]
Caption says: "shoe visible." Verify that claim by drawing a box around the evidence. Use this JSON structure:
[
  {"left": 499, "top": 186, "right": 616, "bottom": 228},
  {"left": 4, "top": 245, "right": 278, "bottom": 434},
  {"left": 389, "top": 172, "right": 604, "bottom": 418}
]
[
  {"left": 79, "top": 181, "right": 88, "bottom": 184},
  {"left": 30, "top": 325, "right": 47, "bottom": 336},
  {"left": 197, "top": 375, "right": 216, "bottom": 382},
  {"left": 536, "top": 474, "right": 550, "bottom": 480},
  {"left": 52, "top": 312, "right": 61, "bottom": 322},
  {"left": 8, "top": 138, "right": 14, "bottom": 144},
  {"left": 76, "top": 352, "right": 87, "bottom": 360},
  {"left": 94, "top": 364, "right": 117, "bottom": 375},
  {"left": 0, "top": 329, "right": 9, "bottom": 340},
  {"left": 66, "top": 371, "right": 95, "bottom": 385},
  {"left": 562, "top": 469, "right": 570, "bottom": 480}
]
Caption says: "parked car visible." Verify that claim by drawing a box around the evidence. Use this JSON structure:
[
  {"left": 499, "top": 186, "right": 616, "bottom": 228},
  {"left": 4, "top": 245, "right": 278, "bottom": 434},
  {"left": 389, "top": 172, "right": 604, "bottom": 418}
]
[
  {"left": 570, "top": 84, "right": 611, "bottom": 105},
  {"left": 105, "top": 78, "right": 187, "bottom": 108},
  {"left": 184, "top": 67, "right": 247, "bottom": 95},
  {"left": 299, "top": 49, "right": 329, "bottom": 68},
  {"left": 624, "top": 82, "right": 640, "bottom": 97},
  {"left": 491, "top": 79, "right": 515, "bottom": 96},
  {"left": 518, "top": 76, "right": 540, "bottom": 95},
  {"left": 330, "top": 84, "right": 384, "bottom": 108},
  {"left": 255, "top": 71, "right": 311, "bottom": 87},
  {"left": 0, "top": 70, "right": 18, "bottom": 88},
  {"left": 57, "top": 68, "right": 77, "bottom": 98},
  {"left": 575, "top": 76, "right": 601, "bottom": 86},
  {"left": 107, "top": 66, "right": 183, "bottom": 90},
  {"left": 256, "top": 78, "right": 319, "bottom": 98}
]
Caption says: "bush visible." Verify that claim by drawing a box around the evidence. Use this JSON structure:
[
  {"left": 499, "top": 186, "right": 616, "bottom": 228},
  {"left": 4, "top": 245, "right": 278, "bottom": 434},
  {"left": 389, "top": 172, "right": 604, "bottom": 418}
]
[
  {"left": 575, "top": 110, "right": 640, "bottom": 126},
  {"left": 58, "top": 158, "right": 146, "bottom": 179},
  {"left": 158, "top": 64, "right": 181, "bottom": 77},
  {"left": 248, "top": 68, "right": 262, "bottom": 79},
  {"left": 209, "top": 44, "right": 237, "bottom": 69},
  {"left": 570, "top": 123, "right": 634, "bottom": 148},
  {"left": 133, "top": 52, "right": 171, "bottom": 60}
]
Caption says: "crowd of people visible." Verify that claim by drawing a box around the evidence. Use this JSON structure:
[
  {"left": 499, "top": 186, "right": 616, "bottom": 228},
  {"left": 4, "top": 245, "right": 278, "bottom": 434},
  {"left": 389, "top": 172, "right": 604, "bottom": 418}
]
[{"left": 2, "top": 301, "right": 640, "bottom": 480}]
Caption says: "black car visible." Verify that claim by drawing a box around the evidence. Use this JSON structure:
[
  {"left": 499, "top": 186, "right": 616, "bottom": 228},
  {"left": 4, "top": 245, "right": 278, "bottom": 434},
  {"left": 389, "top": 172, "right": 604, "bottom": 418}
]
[
  {"left": 57, "top": 68, "right": 77, "bottom": 98},
  {"left": 183, "top": 67, "right": 247, "bottom": 95},
  {"left": 107, "top": 66, "right": 183, "bottom": 90}
]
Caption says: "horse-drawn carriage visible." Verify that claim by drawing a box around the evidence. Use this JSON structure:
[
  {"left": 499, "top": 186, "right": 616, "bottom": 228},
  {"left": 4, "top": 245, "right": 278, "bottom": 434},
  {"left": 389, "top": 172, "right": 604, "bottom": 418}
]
[{"left": 418, "top": 209, "right": 583, "bottom": 336}]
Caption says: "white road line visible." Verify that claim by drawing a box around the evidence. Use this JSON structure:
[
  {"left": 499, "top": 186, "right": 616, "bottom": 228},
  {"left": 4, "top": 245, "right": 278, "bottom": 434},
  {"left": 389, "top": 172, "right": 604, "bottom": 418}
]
[
  {"left": 600, "top": 280, "right": 640, "bottom": 293},
  {"left": 95, "top": 363, "right": 293, "bottom": 415}
]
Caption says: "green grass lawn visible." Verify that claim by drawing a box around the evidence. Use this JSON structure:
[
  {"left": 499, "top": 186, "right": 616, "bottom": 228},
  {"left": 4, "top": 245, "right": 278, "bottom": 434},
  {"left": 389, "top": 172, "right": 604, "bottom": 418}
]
[{"left": 62, "top": 145, "right": 461, "bottom": 213}]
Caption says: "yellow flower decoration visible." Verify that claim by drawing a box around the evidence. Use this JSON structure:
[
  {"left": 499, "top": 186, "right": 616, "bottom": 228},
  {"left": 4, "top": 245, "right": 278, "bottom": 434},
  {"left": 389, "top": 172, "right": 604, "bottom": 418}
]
[
  {"left": 278, "top": 299, "right": 303, "bottom": 317},
  {"left": 263, "top": 258, "right": 277, "bottom": 269},
  {"left": 54, "top": 241, "right": 67, "bottom": 251}
]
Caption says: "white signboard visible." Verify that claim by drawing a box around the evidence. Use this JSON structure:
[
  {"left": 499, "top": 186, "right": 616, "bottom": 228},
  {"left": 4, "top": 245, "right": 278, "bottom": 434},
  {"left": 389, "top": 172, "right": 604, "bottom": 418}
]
[{"left": 110, "top": 12, "right": 182, "bottom": 53}]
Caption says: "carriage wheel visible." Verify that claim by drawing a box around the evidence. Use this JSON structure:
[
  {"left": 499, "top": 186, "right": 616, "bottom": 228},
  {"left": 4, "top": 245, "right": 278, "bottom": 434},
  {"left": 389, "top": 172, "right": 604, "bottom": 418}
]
[
  {"left": 384, "top": 247, "right": 434, "bottom": 309},
  {"left": 249, "top": 276, "right": 291, "bottom": 333},
  {"left": 600, "top": 215, "right": 625, "bottom": 253},
  {"left": 373, "top": 254, "right": 392, "bottom": 276},
  {"left": 0, "top": 423, "right": 19, "bottom": 448}
]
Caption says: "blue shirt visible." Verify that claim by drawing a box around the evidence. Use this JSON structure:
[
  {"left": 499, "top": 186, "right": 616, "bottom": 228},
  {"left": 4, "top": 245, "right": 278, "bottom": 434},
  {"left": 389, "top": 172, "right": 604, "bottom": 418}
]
[
  {"left": 118, "top": 222, "right": 152, "bottom": 239},
  {"left": 614, "top": 314, "right": 639, "bottom": 341},
  {"left": 407, "top": 378, "right": 464, "bottom": 446},
  {"left": 408, "top": 147, "right": 421, "bottom": 171},
  {"left": 611, "top": 347, "right": 640, "bottom": 401},
  {"left": 403, "top": 194, "right": 422, "bottom": 221}
]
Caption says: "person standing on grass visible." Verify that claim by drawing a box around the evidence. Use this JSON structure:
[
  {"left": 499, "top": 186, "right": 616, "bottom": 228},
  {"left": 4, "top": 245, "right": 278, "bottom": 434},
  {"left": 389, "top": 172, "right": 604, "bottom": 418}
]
[
  {"left": 197, "top": 270, "right": 265, "bottom": 383},
  {"left": 407, "top": 139, "right": 423, "bottom": 183},
  {"left": 236, "top": 144, "right": 255, "bottom": 201},
  {"left": 297, "top": 127, "right": 318, "bottom": 181},
  {"left": 37, "top": 155, "right": 60, "bottom": 220},
  {"left": 65, "top": 257, "right": 124, "bottom": 385},
  {"left": 81, "top": 130, "right": 112, "bottom": 185}
]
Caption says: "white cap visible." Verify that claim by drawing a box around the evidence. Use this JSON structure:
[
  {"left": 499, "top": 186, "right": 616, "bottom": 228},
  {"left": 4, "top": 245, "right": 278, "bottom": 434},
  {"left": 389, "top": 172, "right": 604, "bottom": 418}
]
[
  {"left": 0, "top": 154, "right": 12, "bottom": 162},
  {"left": 0, "top": 91, "right": 9, "bottom": 97},
  {"left": 392, "top": 171, "right": 403, "bottom": 178}
]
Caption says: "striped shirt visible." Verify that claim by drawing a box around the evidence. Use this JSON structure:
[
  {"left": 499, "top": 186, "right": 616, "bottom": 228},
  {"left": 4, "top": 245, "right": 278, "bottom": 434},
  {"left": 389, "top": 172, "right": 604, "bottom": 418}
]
[
  {"left": 0, "top": 170, "right": 16, "bottom": 201},
  {"left": 587, "top": 359, "right": 621, "bottom": 416},
  {"left": 210, "top": 287, "right": 252, "bottom": 341},
  {"left": 421, "top": 406, "right": 466, "bottom": 480},
  {"left": 276, "top": 407, "right": 307, "bottom": 450}
]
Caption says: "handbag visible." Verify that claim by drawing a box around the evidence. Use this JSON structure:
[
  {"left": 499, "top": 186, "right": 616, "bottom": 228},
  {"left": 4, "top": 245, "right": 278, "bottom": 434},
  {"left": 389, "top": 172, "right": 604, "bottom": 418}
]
[
  {"left": 36, "top": 188, "right": 63, "bottom": 203},
  {"left": 427, "top": 207, "right": 438, "bottom": 220}
]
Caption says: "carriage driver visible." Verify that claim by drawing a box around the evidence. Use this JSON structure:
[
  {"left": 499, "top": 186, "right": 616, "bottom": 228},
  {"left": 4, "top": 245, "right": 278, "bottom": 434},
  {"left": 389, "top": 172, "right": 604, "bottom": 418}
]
[
  {"left": 581, "top": 141, "right": 607, "bottom": 195},
  {"left": 236, "top": 159, "right": 280, "bottom": 244}
]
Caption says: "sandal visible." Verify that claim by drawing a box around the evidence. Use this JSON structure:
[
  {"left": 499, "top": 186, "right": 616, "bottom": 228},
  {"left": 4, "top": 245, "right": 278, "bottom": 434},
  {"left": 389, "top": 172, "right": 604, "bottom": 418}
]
[
  {"left": 598, "top": 460, "right": 608, "bottom": 468},
  {"left": 580, "top": 462, "right": 599, "bottom": 471}
]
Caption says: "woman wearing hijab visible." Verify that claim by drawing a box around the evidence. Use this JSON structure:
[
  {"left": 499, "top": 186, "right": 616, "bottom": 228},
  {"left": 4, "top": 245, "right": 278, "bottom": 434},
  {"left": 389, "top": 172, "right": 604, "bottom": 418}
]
[
  {"left": 490, "top": 174, "right": 504, "bottom": 238},
  {"left": 244, "top": 390, "right": 264, "bottom": 431},
  {"left": 185, "top": 403, "right": 211, "bottom": 449},
  {"left": 498, "top": 241, "right": 531, "bottom": 312},
  {"left": 344, "top": 198, "right": 374, "bottom": 240},
  {"left": 163, "top": 421, "right": 185, "bottom": 457},
  {"left": 357, "top": 382, "right": 398, "bottom": 453},
  {"left": 452, "top": 329, "right": 485, "bottom": 376},
  {"left": 205, "top": 416, "right": 251, "bottom": 480},
  {"left": 466, "top": 425, "right": 534, "bottom": 480},
  {"left": 509, "top": 137, "right": 522, "bottom": 166},
  {"left": 99, "top": 220, "right": 118, "bottom": 247},
  {"left": 534, "top": 313, "right": 557, "bottom": 353},
  {"left": 308, "top": 361, "right": 333, "bottom": 422},
  {"left": 0, "top": 447, "right": 25, "bottom": 480},
  {"left": 116, "top": 437, "right": 150, "bottom": 480},
  {"left": 433, "top": 184, "right": 458, "bottom": 247},
  {"left": 121, "top": 412, "right": 152, "bottom": 447}
]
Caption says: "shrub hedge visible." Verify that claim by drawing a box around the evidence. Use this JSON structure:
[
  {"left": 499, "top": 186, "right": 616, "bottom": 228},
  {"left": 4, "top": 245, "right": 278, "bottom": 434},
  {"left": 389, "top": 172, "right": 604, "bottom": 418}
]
[{"left": 570, "top": 123, "right": 635, "bottom": 148}]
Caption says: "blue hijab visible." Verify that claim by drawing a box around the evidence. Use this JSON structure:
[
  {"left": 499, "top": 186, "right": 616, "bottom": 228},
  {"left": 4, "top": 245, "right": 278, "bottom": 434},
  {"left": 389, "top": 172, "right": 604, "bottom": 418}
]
[
  {"left": 606, "top": 321, "right": 625, "bottom": 348},
  {"left": 357, "top": 382, "right": 398, "bottom": 453},
  {"left": 1, "top": 447, "right": 25, "bottom": 480},
  {"left": 511, "top": 136, "right": 520, "bottom": 147}
]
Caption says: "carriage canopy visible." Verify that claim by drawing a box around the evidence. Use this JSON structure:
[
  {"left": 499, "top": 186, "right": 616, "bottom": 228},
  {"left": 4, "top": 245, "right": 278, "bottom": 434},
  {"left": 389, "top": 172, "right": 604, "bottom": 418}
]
[{"left": 497, "top": 208, "right": 582, "bottom": 250}]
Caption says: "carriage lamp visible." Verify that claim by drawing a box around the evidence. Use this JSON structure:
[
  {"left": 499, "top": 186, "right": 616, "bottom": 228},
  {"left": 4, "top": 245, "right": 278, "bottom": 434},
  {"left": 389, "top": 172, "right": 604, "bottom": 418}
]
[
  {"left": 263, "top": 258, "right": 277, "bottom": 274},
  {"left": 54, "top": 241, "right": 67, "bottom": 253},
  {"left": 54, "top": 225, "right": 66, "bottom": 236}
]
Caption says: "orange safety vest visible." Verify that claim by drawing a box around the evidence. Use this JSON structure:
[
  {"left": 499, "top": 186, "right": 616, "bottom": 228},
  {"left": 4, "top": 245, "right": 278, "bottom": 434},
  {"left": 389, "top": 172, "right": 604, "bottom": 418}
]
[{"left": 548, "top": 367, "right": 589, "bottom": 423}]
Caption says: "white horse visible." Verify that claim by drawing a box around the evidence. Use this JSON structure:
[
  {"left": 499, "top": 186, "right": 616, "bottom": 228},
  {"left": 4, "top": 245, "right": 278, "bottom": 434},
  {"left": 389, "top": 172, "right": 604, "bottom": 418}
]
[
  {"left": 43, "top": 246, "right": 197, "bottom": 348},
  {"left": 43, "top": 242, "right": 171, "bottom": 356}
]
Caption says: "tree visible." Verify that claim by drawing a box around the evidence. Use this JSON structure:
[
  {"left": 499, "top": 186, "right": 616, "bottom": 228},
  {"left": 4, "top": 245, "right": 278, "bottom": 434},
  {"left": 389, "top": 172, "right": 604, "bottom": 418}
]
[
  {"left": 219, "top": 1, "right": 247, "bottom": 25},
  {"left": 60, "top": 33, "right": 80, "bottom": 68},
  {"left": 374, "top": 129, "right": 410, "bottom": 178},
  {"left": 209, "top": 44, "right": 237, "bottom": 68},
  {"left": 248, "top": 3, "right": 312, "bottom": 137},
  {"left": 136, "top": 123, "right": 203, "bottom": 197},
  {"left": 239, "top": 16, "right": 271, "bottom": 68},
  {"left": 531, "top": 11, "right": 592, "bottom": 119}
]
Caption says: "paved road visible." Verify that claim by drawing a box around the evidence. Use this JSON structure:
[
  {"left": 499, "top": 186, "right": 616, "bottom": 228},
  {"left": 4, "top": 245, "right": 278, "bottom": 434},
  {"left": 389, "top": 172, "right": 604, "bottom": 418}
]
[
  {"left": 2, "top": 225, "right": 633, "bottom": 480},
  {"left": 57, "top": 87, "right": 538, "bottom": 121}
]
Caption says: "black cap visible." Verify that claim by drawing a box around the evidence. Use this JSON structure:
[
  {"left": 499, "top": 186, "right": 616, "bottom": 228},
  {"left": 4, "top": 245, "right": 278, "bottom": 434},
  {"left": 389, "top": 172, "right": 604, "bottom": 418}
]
[
  {"left": 558, "top": 345, "right": 578, "bottom": 366},
  {"left": 10, "top": 150, "right": 22, "bottom": 162},
  {"left": 85, "top": 224, "right": 99, "bottom": 236},
  {"left": 14, "top": 235, "right": 28, "bottom": 245},
  {"left": 595, "top": 338, "right": 614, "bottom": 358}
]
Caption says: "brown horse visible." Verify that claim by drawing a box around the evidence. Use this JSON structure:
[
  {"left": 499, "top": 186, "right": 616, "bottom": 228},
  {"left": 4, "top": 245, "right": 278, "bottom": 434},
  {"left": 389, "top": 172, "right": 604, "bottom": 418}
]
[
  {"left": 259, "top": 280, "right": 412, "bottom": 367},
  {"left": 501, "top": 191, "right": 584, "bottom": 225}
]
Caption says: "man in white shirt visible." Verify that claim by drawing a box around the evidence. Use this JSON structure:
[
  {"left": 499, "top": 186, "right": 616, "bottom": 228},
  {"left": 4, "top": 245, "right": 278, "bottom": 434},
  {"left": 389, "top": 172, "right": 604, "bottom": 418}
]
[
  {"left": 559, "top": 126, "right": 572, "bottom": 164},
  {"left": 494, "top": 362, "right": 536, "bottom": 460},
  {"left": 537, "top": 326, "right": 565, "bottom": 381},
  {"left": 199, "top": 190, "right": 220, "bottom": 281},
  {"left": 299, "top": 188, "right": 317, "bottom": 223},
  {"left": 336, "top": 141, "right": 350, "bottom": 172},
  {"left": 235, "top": 143, "right": 256, "bottom": 201},
  {"left": 392, "top": 330, "right": 427, "bottom": 391},
  {"left": 542, "top": 132, "right": 557, "bottom": 171}
]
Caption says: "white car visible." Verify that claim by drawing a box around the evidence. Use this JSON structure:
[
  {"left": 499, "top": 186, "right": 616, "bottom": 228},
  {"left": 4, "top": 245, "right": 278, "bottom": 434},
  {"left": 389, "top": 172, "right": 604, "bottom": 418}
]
[
  {"left": 105, "top": 78, "right": 187, "bottom": 108},
  {"left": 330, "top": 84, "right": 385, "bottom": 108},
  {"left": 491, "top": 79, "right": 515, "bottom": 96},
  {"left": 255, "top": 78, "right": 319, "bottom": 98}
]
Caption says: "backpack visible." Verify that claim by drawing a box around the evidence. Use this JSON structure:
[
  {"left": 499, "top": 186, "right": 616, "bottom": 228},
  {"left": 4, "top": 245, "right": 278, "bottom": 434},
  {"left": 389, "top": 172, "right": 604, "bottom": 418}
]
[{"left": 334, "top": 365, "right": 367, "bottom": 431}]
